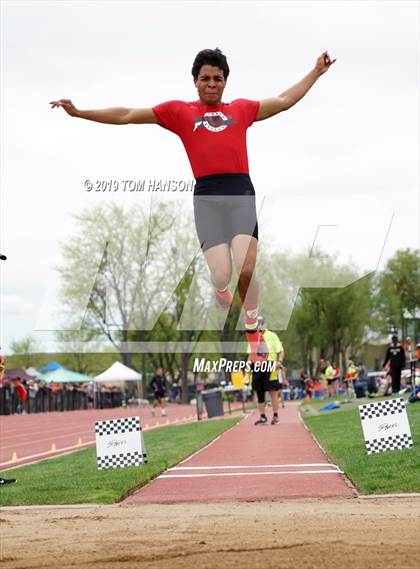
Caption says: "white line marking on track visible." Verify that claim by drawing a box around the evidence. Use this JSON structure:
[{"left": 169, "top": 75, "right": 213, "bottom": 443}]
[
  {"left": 168, "top": 463, "right": 340, "bottom": 471},
  {"left": 0, "top": 440, "right": 95, "bottom": 467},
  {"left": 160, "top": 469, "right": 344, "bottom": 478}
]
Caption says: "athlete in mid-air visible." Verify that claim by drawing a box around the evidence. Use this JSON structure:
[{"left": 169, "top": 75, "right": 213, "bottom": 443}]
[{"left": 50, "top": 48, "right": 335, "bottom": 362}]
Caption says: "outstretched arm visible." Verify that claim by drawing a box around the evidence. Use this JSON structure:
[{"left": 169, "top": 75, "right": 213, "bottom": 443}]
[
  {"left": 255, "top": 51, "right": 336, "bottom": 122},
  {"left": 49, "top": 99, "right": 158, "bottom": 124}
]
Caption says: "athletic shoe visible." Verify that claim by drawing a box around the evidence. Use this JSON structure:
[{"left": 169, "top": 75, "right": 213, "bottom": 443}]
[
  {"left": 214, "top": 287, "right": 233, "bottom": 309},
  {"left": 151, "top": 410, "right": 156, "bottom": 417},
  {"left": 246, "top": 330, "right": 269, "bottom": 363},
  {"left": 161, "top": 410, "right": 167, "bottom": 417},
  {"left": 0, "top": 477, "right": 17, "bottom": 485},
  {"left": 271, "top": 416, "right": 280, "bottom": 425},
  {"left": 254, "top": 416, "right": 268, "bottom": 425}
]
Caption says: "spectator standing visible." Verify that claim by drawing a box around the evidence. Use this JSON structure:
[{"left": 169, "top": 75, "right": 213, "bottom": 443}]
[
  {"left": 317, "top": 357, "right": 327, "bottom": 398},
  {"left": 150, "top": 367, "right": 167, "bottom": 417},
  {"left": 325, "top": 361, "right": 335, "bottom": 398},
  {"left": 300, "top": 369, "right": 313, "bottom": 403},
  {"left": 0, "top": 349, "right": 17, "bottom": 485},
  {"left": 12, "top": 377, "right": 27, "bottom": 414},
  {"left": 383, "top": 335, "right": 406, "bottom": 394},
  {"left": 247, "top": 316, "right": 284, "bottom": 425},
  {"left": 345, "top": 360, "right": 358, "bottom": 397},
  {"left": 403, "top": 337, "right": 414, "bottom": 360}
]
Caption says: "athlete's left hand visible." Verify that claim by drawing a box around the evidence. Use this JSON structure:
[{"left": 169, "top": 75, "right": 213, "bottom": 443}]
[{"left": 315, "top": 51, "right": 336, "bottom": 74}]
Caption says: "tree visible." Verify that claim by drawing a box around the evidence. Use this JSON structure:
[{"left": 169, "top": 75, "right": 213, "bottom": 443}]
[
  {"left": 58, "top": 202, "right": 173, "bottom": 362},
  {"left": 286, "top": 252, "right": 373, "bottom": 375},
  {"left": 57, "top": 200, "right": 209, "bottom": 397},
  {"left": 373, "top": 248, "right": 420, "bottom": 341},
  {"left": 9, "top": 336, "right": 44, "bottom": 369},
  {"left": 56, "top": 325, "right": 106, "bottom": 374}
]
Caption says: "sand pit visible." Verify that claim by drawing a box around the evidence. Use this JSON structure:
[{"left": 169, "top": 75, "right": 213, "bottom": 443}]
[{"left": 1, "top": 497, "right": 419, "bottom": 568}]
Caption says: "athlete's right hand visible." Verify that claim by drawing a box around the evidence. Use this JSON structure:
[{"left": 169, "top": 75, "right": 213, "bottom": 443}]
[{"left": 49, "top": 99, "right": 79, "bottom": 117}]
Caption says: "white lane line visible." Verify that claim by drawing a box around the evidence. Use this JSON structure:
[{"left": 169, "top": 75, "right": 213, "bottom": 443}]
[
  {"left": 1, "top": 429, "right": 93, "bottom": 450},
  {"left": 0, "top": 440, "right": 95, "bottom": 467},
  {"left": 168, "top": 463, "right": 340, "bottom": 471},
  {"left": 160, "top": 469, "right": 344, "bottom": 478}
]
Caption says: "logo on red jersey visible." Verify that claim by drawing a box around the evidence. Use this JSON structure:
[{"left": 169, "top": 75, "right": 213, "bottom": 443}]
[{"left": 193, "top": 111, "right": 236, "bottom": 132}]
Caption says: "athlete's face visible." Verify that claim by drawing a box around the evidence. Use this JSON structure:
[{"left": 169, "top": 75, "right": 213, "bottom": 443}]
[{"left": 194, "top": 65, "right": 226, "bottom": 106}]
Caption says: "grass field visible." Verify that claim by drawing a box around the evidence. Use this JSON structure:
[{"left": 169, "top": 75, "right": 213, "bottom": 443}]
[
  {"left": 0, "top": 417, "right": 240, "bottom": 507},
  {"left": 301, "top": 395, "right": 420, "bottom": 494}
]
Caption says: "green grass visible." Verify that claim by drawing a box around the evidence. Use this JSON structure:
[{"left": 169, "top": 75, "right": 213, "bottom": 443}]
[
  {"left": 0, "top": 418, "right": 240, "bottom": 507},
  {"left": 301, "top": 395, "right": 420, "bottom": 494}
]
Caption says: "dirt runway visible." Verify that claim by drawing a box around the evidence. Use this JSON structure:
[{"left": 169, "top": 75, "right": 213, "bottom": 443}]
[{"left": 1, "top": 497, "right": 419, "bottom": 569}]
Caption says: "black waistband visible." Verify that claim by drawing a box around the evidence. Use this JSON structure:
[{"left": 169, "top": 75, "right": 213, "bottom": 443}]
[
  {"left": 196, "top": 173, "right": 251, "bottom": 183},
  {"left": 194, "top": 173, "right": 254, "bottom": 196}
]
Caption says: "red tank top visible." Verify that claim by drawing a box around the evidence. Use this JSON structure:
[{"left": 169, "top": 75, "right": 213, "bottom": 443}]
[{"left": 152, "top": 99, "right": 260, "bottom": 179}]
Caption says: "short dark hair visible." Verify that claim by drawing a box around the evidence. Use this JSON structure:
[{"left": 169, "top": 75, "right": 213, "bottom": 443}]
[{"left": 191, "top": 48, "right": 230, "bottom": 81}]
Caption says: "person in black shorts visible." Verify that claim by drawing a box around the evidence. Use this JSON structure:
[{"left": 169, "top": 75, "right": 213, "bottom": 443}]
[
  {"left": 383, "top": 335, "right": 406, "bottom": 394},
  {"left": 249, "top": 316, "right": 284, "bottom": 425},
  {"left": 50, "top": 48, "right": 336, "bottom": 362},
  {"left": 150, "top": 367, "right": 167, "bottom": 417}
]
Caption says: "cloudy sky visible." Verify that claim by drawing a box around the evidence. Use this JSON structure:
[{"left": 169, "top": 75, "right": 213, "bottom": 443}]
[{"left": 0, "top": 0, "right": 418, "bottom": 353}]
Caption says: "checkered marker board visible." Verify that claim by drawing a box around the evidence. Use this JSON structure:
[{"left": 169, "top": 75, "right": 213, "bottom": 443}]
[
  {"left": 95, "top": 416, "right": 147, "bottom": 471},
  {"left": 359, "top": 398, "right": 413, "bottom": 455}
]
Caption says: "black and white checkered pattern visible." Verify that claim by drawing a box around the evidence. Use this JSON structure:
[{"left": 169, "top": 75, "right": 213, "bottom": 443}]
[
  {"left": 365, "top": 433, "right": 413, "bottom": 455},
  {"left": 95, "top": 417, "right": 141, "bottom": 437},
  {"left": 359, "top": 398, "right": 405, "bottom": 420},
  {"left": 97, "top": 451, "right": 148, "bottom": 470}
]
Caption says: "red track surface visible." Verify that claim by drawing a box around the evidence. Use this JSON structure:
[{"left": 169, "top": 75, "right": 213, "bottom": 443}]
[
  {"left": 125, "top": 403, "right": 354, "bottom": 503},
  {"left": 0, "top": 404, "right": 208, "bottom": 471}
]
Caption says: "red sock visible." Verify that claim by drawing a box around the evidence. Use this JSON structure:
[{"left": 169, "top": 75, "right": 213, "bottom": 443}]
[{"left": 243, "top": 303, "right": 258, "bottom": 331}]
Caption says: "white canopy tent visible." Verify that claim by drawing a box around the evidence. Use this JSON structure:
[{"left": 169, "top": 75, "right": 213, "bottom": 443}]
[
  {"left": 94, "top": 361, "right": 143, "bottom": 383},
  {"left": 93, "top": 362, "right": 143, "bottom": 408}
]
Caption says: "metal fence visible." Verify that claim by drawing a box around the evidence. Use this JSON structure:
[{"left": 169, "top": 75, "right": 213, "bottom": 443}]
[{"left": 0, "top": 385, "right": 123, "bottom": 415}]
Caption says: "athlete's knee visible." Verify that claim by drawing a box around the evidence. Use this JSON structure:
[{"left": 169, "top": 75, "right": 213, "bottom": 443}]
[{"left": 210, "top": 266, "right": 231, "bottom": 289}]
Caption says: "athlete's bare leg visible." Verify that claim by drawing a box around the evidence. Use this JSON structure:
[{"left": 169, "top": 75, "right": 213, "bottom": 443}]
[
  {"left": 230, "top": 234, "right": 259, "bottom": 305},
  {"left": 257, "top": 400, "right": 266, "bottom": 416},
  {"left": 230, "top": 234, "right": 268, "bottom": 361},
  {"left": 269, "top": 390, "right": 279, "bottom": 414},
  {"left": 202, "top": 236, "right": 259, "bottom": 304},
  {"left": 203, "top": 243, "right": 232, "bottom": 290},
  {"left": 151, "top": 399, "right": 158, "bottom": 416}
]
